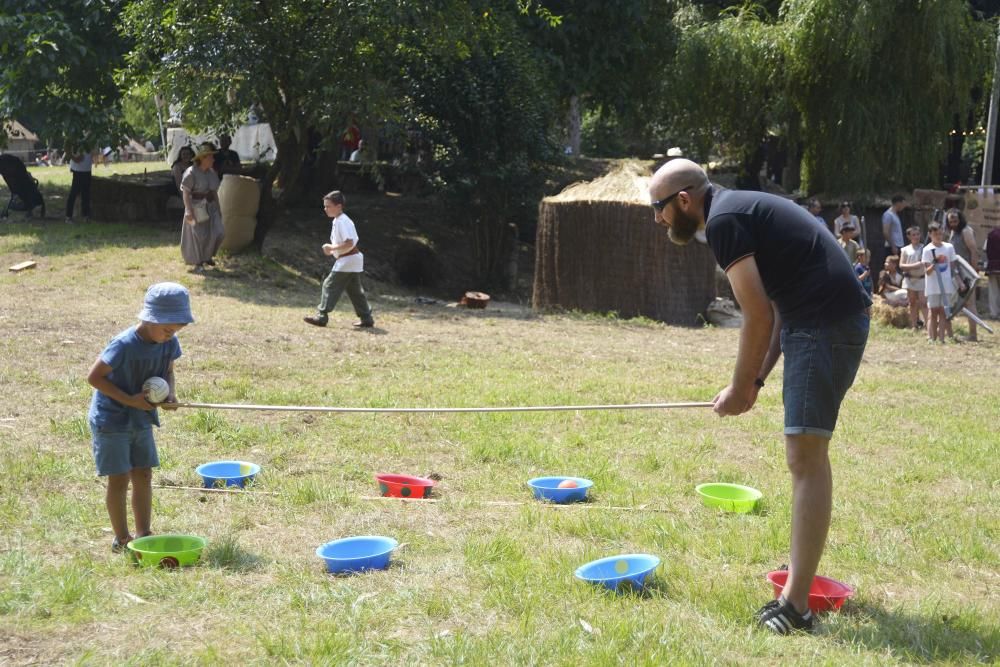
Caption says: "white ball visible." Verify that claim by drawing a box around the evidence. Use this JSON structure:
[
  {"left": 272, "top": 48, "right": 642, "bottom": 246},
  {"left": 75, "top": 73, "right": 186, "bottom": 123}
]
[{"left": 142, "top": 376, "right": 170, "bottom": 403}]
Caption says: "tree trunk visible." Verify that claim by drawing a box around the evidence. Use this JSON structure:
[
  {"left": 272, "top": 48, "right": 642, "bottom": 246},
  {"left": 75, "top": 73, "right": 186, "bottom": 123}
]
[{"left": 566, "top": 95, "right": 582, "bottom": 156}]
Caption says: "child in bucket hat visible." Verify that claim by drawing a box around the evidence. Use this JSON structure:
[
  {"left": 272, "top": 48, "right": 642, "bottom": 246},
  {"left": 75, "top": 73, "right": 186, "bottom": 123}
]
[{"left": 86, "top": 283, "right": 194, "bottom": 553}]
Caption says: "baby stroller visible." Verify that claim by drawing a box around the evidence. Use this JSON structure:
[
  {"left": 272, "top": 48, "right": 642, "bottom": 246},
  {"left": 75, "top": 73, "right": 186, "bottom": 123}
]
[{"left": 0, "top": 154, "right": 46, "bottom": 218}]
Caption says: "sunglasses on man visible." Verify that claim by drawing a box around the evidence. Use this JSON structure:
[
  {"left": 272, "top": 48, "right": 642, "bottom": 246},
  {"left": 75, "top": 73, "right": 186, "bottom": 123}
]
[{"left": 651, "top": 185, "right": 697, "bottom": 212}]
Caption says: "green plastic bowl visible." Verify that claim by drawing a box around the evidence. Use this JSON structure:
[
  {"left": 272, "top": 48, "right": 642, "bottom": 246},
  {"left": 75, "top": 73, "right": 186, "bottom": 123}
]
[
  {"left": 695, "top": 483, "right": 762, "bottom": 513},
  {"left": 127, "top": 534, "right": 206, "bottom": 568}
]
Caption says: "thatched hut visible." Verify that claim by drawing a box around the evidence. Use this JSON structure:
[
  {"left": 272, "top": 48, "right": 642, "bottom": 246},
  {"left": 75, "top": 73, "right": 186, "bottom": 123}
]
[{"left": 533, "top": 161, "right": 717, "bottom": 325}]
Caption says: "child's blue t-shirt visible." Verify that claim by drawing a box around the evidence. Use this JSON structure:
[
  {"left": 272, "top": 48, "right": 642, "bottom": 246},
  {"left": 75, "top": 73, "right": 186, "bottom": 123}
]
[
  {"left": 854, "top": 262, "right": 873, "bottom": 296},
  {"left": 88, "top": 326, "right": 181, "bottom": 429}
]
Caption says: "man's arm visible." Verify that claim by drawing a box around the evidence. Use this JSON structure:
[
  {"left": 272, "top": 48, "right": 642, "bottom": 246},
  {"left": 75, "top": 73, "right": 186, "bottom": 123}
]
[
  {"left": 713, "top": 256, "right": 773, "bottom": 416},
  {"left": 964, "top": 227, "right": 979, "bottom": 268}
]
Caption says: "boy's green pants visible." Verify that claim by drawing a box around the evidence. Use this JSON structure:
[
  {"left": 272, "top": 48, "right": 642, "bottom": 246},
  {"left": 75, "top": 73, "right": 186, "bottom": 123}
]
[{"left": 316, "top": 270, "right": 373, "bottom": 324}]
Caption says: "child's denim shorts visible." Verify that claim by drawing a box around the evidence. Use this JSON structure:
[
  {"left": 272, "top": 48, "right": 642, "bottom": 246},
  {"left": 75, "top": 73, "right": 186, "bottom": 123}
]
[
  {"left": 90, "top": 423, "right": 158, "bottom": 476},
  {"left": 780, "top": 311, "right": 869, "bottom": 439}
]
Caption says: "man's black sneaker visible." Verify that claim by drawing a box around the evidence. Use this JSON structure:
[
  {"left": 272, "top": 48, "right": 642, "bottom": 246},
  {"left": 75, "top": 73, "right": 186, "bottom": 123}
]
[{"left": 756, "top": 597, "right": 815, "bottom": 635}]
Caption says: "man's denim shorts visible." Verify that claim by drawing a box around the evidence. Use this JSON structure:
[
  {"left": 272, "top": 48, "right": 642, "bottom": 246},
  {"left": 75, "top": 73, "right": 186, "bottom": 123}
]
[
  {"left": 90, "top": 424, "right": 158, "bottom": 476},
  {"left": 780, "top": 311, "right": 869, "bottom": 439}
]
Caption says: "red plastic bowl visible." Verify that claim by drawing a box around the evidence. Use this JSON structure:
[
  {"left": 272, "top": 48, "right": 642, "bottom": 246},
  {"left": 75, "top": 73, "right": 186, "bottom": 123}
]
[
  {"left": 766, "top": 570, "right": 855, "bottom": 612},
  {"left": 375, "top": 473, "right": 436, "bottom": 499}
]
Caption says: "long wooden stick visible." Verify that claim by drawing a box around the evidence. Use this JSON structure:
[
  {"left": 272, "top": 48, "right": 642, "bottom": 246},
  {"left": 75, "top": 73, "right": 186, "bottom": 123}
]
[
  {"left": 151, "top": 486, "right": 671, "bottom": 512},
  {"left": 152, "top": 484, "right": 278, "bottom": 495},
  {"left": 163, "top": 401, "right": 714, "bottom": 414},
  {"left": 357, "top": 496, "right": 672, "bottom": 512}
]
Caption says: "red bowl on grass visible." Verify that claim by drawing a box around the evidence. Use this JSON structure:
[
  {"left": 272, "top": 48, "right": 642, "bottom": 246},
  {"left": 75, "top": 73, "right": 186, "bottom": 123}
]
[
  {"left": 766, "top": 570, "right": 855, "bottom": 612},
  {"left": 375, "top": 473, "right": 436, "bottom": 499}
]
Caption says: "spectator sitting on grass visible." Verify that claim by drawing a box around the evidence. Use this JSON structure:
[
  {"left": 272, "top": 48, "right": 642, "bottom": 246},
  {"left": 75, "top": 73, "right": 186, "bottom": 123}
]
[{"left": 877, "top": 255, "right": 908, "bottom": 307}]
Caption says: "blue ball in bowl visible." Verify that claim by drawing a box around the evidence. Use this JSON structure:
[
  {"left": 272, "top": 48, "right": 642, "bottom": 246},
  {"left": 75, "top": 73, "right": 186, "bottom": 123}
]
[
  {"left": 527, "top": 476, "right": 593, "bottom": 503},
  {"left": 195, "top": 460, "right": 261, "bottom": 488},
  {"left": 575, "top": 553, "right": 660, "bottom": 592},
  {"left": 316, "top": 536, "right": 398, "bottom": 574}
]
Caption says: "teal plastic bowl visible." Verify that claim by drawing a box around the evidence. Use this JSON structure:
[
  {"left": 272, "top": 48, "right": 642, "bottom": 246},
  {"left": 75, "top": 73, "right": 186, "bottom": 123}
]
[
  {"left": 316, "top": 536, "right": 398, "bottom": 574},
  {"left": 527, "top": 476, "right": 593, "bottom": 504},
  {"left": 196, "top": 460, "right": 261, "bottom": 488},
  {"left": 575, "top": 554, "right": 660, "bottom": 592},
  {"left": 695, "top": 482, "right": 762, "bottom": 513}
]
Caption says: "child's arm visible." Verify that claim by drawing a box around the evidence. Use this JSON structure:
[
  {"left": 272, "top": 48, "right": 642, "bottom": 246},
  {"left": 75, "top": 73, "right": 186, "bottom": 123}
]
[
  {"left": 162, "top": 360, "right": 179, "bottom": 411},
  {"left": 323, "top": 238, "right": 356, "bottom": 257},
  {"left": 87, "top": 357, "right": 155, "bottom": 411}
]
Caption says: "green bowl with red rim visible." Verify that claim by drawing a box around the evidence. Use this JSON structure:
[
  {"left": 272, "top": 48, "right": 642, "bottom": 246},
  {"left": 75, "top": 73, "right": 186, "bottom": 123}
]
[{"left": 127, "top": 534, "right": 206, "bottom": 568}]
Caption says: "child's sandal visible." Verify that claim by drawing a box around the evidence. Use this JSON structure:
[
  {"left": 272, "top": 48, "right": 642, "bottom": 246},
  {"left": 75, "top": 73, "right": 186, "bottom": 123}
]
[{"left": 111, "top": 535, "right": 133, "bottom": 553}]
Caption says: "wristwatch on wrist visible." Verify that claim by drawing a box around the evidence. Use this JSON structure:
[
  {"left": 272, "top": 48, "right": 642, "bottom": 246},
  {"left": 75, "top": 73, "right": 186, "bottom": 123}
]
[{"left": 754, "top": 377, "right": 765, "bottom": 389}]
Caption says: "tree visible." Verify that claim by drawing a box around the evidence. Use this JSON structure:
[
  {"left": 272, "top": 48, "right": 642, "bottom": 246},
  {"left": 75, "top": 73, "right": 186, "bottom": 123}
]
[
  {"left": 0, "top": 0, "right": 129, "bottom": 152},
  {"left": 405, "top": 2, "right": 558, "bottom": 286},
  {"left": 664, "top": 4, "right": 787, "bottom": 189},
  {"left": 521, "top": 0, "right": 672, "bottom": 157},
  {"left": 782, "top": 0, "right": 993, "bottom": 193},
  {"left": 121, "top": 0, "right": 397, "bottom": 196}
]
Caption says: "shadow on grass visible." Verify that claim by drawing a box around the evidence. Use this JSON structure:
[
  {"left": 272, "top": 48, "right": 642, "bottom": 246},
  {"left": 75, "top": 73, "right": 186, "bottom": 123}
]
[
  {"left": 0, "top": 219, "right": 176, "bottom": 257},
  {"left": 202, "top": 535, "right": 266, "bottom": 572},
  {"left": 582, "top": 573, "right": 672, "bottom": 600},
  {"left": 831, "top": 600, "right": 998, "bottom": 663}
]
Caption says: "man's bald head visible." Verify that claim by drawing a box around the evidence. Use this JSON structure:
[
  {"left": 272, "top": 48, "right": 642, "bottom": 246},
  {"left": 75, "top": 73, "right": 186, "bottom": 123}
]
[
  {"left": 649, "top": 158, "right": 711, "bottom": 245},
  {"left": 649, "top": 158, "right": 710, "bottom": 203}
]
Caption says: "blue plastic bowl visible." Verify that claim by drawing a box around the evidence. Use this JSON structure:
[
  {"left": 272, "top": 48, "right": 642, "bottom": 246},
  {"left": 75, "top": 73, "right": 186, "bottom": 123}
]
[
  {"left": 316, "top": 536, "right": 399, "bottom": 574},
  {"left": 527, "top": 476, "right": 593, "bottom": 504},
  {"left": 195, "top": 460, "right": 261, "bottom": 488},
  {"left": 575, "top": 554, "right": 661, "bottom": 591}
]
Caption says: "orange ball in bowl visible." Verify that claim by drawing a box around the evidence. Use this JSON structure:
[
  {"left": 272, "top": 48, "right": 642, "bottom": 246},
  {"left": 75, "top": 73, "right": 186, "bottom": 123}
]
[{"left": 557, "top": 479, "right": 579, "bottom": 489}]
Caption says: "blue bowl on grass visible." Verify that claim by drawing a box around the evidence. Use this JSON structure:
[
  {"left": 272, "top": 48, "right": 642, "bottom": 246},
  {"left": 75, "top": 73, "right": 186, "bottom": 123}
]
[
  {"left": 575, "top": 554, "right": 660, "bottom": 591},
  {"left": 316, "top": 536, "right": 399, "bottom": 574},
  {"left": 195, "top": 460, "right": 261, "bottom": 488},
  {"left": 527, "top": 476, "right": 593, "bottom": 504}
]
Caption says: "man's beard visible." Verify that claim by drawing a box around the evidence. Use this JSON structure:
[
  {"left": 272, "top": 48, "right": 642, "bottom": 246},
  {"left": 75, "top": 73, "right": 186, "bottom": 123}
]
[{"left": 668, "top": 207, "right": 702, "bottom": 245}]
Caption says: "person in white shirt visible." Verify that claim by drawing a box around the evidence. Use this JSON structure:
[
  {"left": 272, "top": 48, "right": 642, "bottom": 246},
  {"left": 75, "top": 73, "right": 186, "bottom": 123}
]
[
  {"left": 922, "top": 222, "right": 956, "bottom": 343},
  {"left": 898, "top": 226, "right": 928, "bottom": 330},
  {"left": 832, "top": 201, "right": 858, "bottom": 237},
  {"left": 304, "top": 190, "right": 375, "bottom": 328}
]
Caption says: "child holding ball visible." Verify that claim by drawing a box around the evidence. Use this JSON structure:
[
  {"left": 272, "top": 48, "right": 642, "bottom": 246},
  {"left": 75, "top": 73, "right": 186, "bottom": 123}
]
[{"left": 86, "top": 282, "right": 194, "bottom": 552}]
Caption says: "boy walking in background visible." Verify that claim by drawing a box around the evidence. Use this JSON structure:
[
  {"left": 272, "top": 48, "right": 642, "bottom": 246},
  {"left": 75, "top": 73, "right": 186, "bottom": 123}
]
[
  {"left": 304, "top": 190, "right": 375, "bottom": 329},
  {"left": 87, "top": 283, "right": 193, "bottom": 552}
]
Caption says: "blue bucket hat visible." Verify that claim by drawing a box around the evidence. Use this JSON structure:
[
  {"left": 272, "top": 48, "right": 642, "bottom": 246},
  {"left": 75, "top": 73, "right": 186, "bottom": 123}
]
[{"left": 137, "top": 282, "right": 195, "bottom": 324}]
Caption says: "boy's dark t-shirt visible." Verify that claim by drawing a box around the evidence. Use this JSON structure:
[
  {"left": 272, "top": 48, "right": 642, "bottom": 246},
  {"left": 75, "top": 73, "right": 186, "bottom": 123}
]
[
  {"left": 705, "top": 189, "right": 871, "bottom": 326},
  {"left": 88, "top": 326, "right": 181, "bottom": 429}
]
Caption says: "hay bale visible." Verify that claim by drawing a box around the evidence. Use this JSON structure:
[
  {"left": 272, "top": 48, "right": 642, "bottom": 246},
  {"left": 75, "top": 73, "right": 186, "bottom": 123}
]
[
  {"left": 533, "top": 160, "right": 717, "bottom": 325},
  {"left": 871, "top": 299, "right": 910, "bottom": 328}
]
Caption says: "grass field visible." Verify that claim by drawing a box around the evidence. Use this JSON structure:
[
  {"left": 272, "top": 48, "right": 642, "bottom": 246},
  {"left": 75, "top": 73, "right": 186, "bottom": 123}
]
[{"left": 1, "top": 168, "right": 998, "bottom": 665}]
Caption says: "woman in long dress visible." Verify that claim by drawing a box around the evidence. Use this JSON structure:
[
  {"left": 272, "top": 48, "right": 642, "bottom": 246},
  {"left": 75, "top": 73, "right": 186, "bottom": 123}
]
[{"left": 180, "top": 143, "right": 225, "bottom": 272}]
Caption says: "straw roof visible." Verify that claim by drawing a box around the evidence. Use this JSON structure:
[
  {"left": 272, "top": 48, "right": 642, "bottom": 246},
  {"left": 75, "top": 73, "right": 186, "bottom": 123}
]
[{"left": 546, "top": 159, "right": 652, "bottom": 204}]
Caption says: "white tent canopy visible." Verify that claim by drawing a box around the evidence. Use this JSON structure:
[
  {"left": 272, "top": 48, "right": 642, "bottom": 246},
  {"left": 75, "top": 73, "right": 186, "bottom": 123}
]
[{"left": 166, "top": 124, "right": 277, "bottom": 164}]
